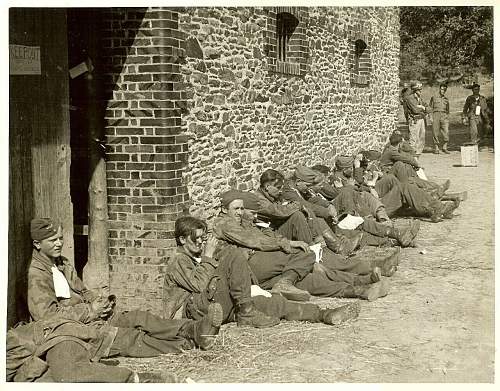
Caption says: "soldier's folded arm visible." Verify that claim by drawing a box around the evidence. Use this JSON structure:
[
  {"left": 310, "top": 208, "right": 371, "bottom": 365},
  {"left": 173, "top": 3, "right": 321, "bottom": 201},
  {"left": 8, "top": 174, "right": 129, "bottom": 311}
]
[
  {"left": 215, "top": 221, "right": 286, "bottom": 252},
  {"left": 168, "top": 253, "right": 217, "bottom": 293},
  {"left": 27, "top": 276, "right": 93, "bottom": 323}
]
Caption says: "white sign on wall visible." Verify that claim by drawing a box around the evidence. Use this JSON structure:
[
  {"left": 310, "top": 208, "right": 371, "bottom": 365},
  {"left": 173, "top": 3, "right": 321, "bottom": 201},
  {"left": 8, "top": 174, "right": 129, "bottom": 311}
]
[{"left": 9, "top": 44, "right": 41, "bottom": 75}]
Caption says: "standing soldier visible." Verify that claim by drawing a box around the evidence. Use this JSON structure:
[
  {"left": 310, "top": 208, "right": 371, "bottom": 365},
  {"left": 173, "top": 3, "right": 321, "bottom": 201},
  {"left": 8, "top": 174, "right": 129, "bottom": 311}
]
[
  {"left": 429, "top": 83, "right": 450, "bottom": 154},
  {"left": 462, "top": 83, "right": 490, "bottom": 144},
  {"left": 403, "top": 81, "right": 430, "bottom": 161}
]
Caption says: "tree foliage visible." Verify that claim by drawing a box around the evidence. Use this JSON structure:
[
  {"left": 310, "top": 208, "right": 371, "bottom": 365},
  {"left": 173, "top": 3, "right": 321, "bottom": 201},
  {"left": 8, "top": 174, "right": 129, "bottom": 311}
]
[{"left": 399, "top": 6, "right": 493, "bottom": 83}]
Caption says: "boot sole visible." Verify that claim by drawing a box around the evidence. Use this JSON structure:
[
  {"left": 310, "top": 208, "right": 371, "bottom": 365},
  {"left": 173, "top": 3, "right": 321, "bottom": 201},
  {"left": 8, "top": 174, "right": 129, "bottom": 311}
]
[
  {"left": 366, "top": 279, "right": 390, "bottom": 301},
  {"left": 198, "top": 303, "right": 223, "bottom": 350},
  {"left": 324, "top": 302, "right": 361, "bottom": 325}
]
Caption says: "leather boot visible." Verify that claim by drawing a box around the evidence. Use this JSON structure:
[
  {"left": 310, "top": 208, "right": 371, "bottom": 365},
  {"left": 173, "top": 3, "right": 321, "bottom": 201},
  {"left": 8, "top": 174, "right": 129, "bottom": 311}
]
[
  {"left": 184, "top": 303, "right": 223, "bottom": 350},
  {"left": 351, "top": 280, "right": 390, "bottom": 301},
  {"left": 442, "top": 200, "right": 460, "bottom": 219},
  {"left": 271, "top": 271, "right": 311, "bottom": 302},
  {"left": 320, "top": 302, "right": 361, "bottom": 325},
  {"left": 134, "top": 371, "right": 178, "bottom": 383},
  {"left": 442, "top": 143, "right": 450, "bottom": 154},
  {"left": 441, "top": 191, "right": 467, "bottom": 202},
  {"left": 323, "top": 230, "right": 361, "bottom": 256},
  {"left": 354, "top": 267, "right": 382, "bottom": 285},
  {"left": 385, "top": 220, "right": 420, "bottom": 247},
  {"left": 375, "top": 207, "right": 391, "bottom": 224},
  {"left": 428, "top": 200, "right": 445, "bottom": 222},
  {"left": 371, "top": 247, "right": 400, "bottom": 277},
  {"left": 433, "top": 145, "right": 440, "bottom": 154},
  {"left": 236, "top": 301, "right": 280, "bottom": 328}
]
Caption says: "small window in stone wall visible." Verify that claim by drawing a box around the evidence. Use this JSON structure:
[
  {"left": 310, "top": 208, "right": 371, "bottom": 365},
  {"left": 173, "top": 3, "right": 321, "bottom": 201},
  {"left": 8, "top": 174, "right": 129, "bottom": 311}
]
[
  {"left": 264, "top": 7, "right": 309, "bottom": 77},
  {"left": 349, "top": 28, "right": 372, "bottom": 86},
  {"left": 276, "top": 12, "right": 299, "bottom": 62}
]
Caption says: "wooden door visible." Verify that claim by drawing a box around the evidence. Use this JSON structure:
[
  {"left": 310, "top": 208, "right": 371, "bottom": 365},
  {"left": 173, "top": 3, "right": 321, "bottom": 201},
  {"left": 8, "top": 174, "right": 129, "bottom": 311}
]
[{"left": 8, "top": 8, "right": 73, "bottom": 327}]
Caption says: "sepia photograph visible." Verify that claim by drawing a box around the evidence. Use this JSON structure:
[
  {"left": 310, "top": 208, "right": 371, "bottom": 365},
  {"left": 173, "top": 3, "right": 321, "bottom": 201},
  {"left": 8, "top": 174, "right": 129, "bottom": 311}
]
[{"left": 4, "top": 1, "right": 496, "bottom": 384}]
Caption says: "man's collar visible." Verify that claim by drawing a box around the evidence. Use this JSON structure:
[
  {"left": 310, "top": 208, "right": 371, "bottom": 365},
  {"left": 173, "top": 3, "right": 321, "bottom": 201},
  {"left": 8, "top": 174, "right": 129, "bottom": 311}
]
[
  {"left": 257, "top": 187, "right": 275, "bottom": 202},
  {"left": 176, "top": 246, "right": 200, "bottom": 263},
  {"left": 32, "top": 249, "right": 64, "bottom": 267}
]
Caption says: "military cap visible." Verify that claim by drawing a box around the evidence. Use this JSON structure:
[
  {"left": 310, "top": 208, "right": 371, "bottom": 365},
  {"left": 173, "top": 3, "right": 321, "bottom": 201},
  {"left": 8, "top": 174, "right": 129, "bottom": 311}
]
[
  {"left": 411, "top": 81, "right": 423, "bottom": 91},
  {"left": 31, "top": 218, "right": 61, "bottom": 241},
  {"left": 360, "top": 150, "right": 382, "bottom": 162},
  {"left": 220, "top": 190, "right": 261, "bottom": 211},
  {"left": 294, "top": 166, "right": 322, "bottom": 184},
  {"left": 471, "top": 83, "right": 480, "bottom": 89},
  {"left": 335, "top": 155, "right": 355, "bottom": 171}
]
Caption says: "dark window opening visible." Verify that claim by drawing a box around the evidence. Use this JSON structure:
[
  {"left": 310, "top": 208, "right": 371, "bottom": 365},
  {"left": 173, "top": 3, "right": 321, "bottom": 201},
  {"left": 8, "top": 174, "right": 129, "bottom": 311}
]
[
  {"left": 276, "top": 12, "right": 299, "bottom": 62},
  {"left": 354, "top": 39, "right": 367, "bottom": 74}
]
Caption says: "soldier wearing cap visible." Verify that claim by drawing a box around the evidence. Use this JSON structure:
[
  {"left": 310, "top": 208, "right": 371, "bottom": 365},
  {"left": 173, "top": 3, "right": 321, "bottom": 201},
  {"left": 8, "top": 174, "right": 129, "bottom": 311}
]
[
  {"left": 403, "top": 81, "right": 430, "bottom": 160},
  {"left": 429, "top": 83, "right": 450, "bottom": 154},
  {"left": 27, "top": 218, "right": 223, "bottom": 375},
  {"left": 462, "top": 83, "right": 490, "bottom": 144}
]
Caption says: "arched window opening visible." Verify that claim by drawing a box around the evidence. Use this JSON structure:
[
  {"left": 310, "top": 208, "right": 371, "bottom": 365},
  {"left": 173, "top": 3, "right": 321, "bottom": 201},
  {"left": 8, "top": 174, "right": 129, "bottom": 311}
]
[
  {"left": 276, "top": 12, "right": 299, "bottom": 61},
  {"left": 354, "top": 39, "right": 367, "bottom": 74}
]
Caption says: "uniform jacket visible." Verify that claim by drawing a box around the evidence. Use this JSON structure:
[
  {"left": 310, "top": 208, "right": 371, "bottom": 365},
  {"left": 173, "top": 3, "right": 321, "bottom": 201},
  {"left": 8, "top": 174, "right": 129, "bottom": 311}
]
[
  {"left": 162, "top": 248, "right": 219, "bottom": 319},
  {"left": 28, "top": 250, "right": 97, "bottom": 323},
  {"left": 213, "top": 213, "right": 290, "bottom": 252},
  {"left": 429, "top": 94, "right": 450, "bottom": 114},
  {"left": 281, "top": 182, "right": 331, "bottom": 219},
  {"left": 252, "top": 188, "right": 302, "bottom": 222},
  {"left": 379, "top": 145, "right": 420, "bottom": 169},
  {"left": 404, "top": 93, "right": 430, "bottom": 120},
  {"left": 6, "top": 316, "right": 117, "bottom": 382},
  {"left": 462, "top": 94, "right": 489, "bottom": 120}
]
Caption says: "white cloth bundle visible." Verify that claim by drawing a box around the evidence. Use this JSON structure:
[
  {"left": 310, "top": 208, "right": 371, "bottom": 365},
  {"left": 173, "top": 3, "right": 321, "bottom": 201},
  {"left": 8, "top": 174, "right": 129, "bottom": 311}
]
[{"left": 51, "top": 265, "right": 71, "bottom": 298}]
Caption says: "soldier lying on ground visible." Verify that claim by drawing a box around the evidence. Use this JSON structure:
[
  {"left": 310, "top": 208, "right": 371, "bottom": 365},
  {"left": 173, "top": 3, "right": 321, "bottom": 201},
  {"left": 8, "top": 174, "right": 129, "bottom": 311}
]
[
  {"left": 24, "top": 218, "right": 223, "bottom": 382},
  {"left": 163, "top": 215, "right": 361, "bottom": 328},
  {"left": 7, "top": 315, "right": 177, "bottom": 382},
  {"left": 214, "top": 191, "right": 392, "bottom": 301}
]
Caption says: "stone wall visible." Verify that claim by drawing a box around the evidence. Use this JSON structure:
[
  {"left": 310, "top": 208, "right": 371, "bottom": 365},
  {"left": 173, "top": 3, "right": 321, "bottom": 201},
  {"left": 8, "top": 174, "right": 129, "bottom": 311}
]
[
  {"left": 98, "top": 6, "right": 399, "bottom": 314},
  {"left": 178, "top": 7, "right": 400, "bottom": 223}
]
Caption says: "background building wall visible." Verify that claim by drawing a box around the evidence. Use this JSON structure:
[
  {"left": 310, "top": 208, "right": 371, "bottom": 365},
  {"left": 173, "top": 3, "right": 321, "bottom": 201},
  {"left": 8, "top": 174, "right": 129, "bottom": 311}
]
[
  {"left": 102, "top": 6, "right": 399, "bottom": 314},
  {"left": 179, "top": 6, "right": 400, "bottom": 223}
]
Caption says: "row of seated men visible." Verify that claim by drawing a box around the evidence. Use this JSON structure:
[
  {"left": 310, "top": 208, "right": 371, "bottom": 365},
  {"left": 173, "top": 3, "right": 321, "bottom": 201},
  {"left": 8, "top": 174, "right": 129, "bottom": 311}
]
[{"left": 7, "top": 131, "right": 464, "bottom": 382}]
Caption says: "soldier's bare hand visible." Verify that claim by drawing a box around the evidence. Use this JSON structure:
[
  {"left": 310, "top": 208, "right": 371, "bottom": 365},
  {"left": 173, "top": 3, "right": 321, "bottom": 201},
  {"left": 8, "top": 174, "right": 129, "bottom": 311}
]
[
  {"left": 203, "top": 235, "right": 219, "bottom": 258},
  {"left": 289, "top": 240, "right": 311, "bottom": 253}
]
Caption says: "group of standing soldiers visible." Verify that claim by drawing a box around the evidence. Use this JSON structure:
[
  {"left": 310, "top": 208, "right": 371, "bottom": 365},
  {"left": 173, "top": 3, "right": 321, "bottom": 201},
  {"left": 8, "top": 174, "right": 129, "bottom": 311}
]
[
  {"left": 7, "top": 124, "right": 467, "bottom": 382},
  {"left": 401, "top": 80, "right": 491, "bottom": 156}
]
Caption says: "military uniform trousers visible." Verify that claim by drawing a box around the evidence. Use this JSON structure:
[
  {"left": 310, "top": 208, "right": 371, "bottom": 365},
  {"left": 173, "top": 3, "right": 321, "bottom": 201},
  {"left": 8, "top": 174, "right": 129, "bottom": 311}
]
[
  {"left": 432, "top": 111, "right": 449, "bottom": 146},
  {"left": 187, "top": 249, "right": 324, "bottom": 324},
  {"left": 248, "top": 249, "right": 316, "bottom": 290},
  {"left": 408, "top": 117, "right": 426, "bottom": 155}
]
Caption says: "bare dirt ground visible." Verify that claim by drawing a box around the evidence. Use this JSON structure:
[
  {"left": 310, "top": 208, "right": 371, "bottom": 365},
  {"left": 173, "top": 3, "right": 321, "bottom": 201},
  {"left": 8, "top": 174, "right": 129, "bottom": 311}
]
[{"left": 118, "top": 100, "right": 495, "bottom": 382}]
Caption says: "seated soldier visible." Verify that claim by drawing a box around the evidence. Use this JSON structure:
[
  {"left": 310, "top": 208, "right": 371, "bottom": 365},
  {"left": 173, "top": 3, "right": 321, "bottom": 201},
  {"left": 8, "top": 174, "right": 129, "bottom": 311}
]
[
  {"left": 286, "top": 166, "right": 419, "bottom": 248},
  {"left": 254, "top": 168, "right": 360, "bottom": 256},
  {"left": 380, "top": 133, "right": 450, "bottom": 197},
  {"left": 27, "top": 218, "right": 222, "bottom": 364},
  {"left": 163, "top": 216, "right": 361, "bottom": 329},
  {"left": 215, "top": 191, "right": 392, "bottom": 302},
  {"left": 213, "top": 190, "right": 315, "bottom": 301}
]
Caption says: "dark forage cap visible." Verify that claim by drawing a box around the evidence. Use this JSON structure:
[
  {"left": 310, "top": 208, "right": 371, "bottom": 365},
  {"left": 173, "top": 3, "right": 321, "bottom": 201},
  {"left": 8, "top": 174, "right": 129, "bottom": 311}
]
[
  {"left": 294, "top": 166, "right": 323, "bottom": 184},
  {"left": 31, "top": 218, "right": 61, "bottom": 241},
  {"left": 220, "top": 190, "right": 262, "bottom": 211}
]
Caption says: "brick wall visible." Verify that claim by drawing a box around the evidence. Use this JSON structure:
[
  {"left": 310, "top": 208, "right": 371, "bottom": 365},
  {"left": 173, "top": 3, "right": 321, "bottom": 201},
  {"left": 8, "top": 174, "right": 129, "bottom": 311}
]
[{"left": 101, "top": 7, "right": 189, "bottom": 312}]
